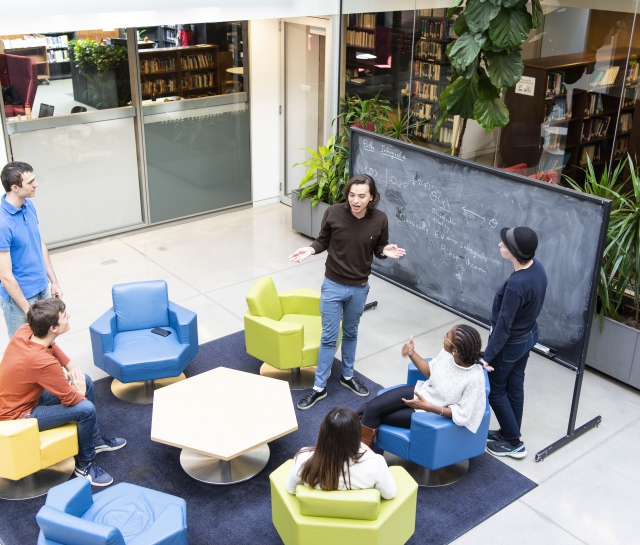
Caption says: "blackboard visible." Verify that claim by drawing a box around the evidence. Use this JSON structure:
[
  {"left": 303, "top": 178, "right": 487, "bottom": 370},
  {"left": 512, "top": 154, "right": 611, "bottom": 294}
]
[{"left": 350, "top": 128, "right": 611, "bottom": 370}]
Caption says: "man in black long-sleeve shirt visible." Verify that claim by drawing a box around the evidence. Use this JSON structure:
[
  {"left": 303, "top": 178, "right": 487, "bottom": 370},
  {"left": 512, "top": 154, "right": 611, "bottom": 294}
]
[
  {"left": 289, "top": 174, "right": 406, "bottom": 413},
  {"left": 484, "top": 226, "right": 547, "bottom": 459}
]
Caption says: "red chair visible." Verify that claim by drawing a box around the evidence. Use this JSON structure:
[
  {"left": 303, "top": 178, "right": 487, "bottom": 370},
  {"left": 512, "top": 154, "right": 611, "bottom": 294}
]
[
  {"left": 502, "top": 163, "right": 559, "bottom": 184},
  {"left": 0, "top": 53, "right": 38, "bottom": 117}
]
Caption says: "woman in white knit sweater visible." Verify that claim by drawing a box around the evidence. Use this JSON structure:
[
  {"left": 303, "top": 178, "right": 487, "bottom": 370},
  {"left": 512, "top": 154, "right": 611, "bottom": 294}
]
[
  {"left": 358, "top": 324, "right": 487, "bottom": 446},
  {"left": 286, "top": 406, "right": 397, "bottom": 499}
]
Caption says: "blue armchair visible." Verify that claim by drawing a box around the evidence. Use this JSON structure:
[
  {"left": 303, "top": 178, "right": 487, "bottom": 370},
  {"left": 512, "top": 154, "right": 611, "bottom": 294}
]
[
  {"left": 376, "top": 362, "right": 491, "bottom": 487},
  {"left": 90, "top": 280, "right": 198, "bottom": 404},
  {"left": 36, "top": 478, "right": 187, "bottom": 545}
]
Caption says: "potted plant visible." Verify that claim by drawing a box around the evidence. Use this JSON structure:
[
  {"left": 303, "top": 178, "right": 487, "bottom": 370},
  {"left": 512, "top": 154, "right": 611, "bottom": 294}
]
[{"left": 566, "top": 156, "right": 640, "bottom": 388}]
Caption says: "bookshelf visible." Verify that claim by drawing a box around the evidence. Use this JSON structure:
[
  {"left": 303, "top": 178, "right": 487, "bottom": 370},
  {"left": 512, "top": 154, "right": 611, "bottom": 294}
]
[
  {"left": 141, "top": 26, "right": 178, "bottom": 48},
  {"left": 501, "top": 50, "right": 640, "bottom": 183},
  {"left": 0, "top": 36, "right": 50, "bottom": 83},
  {"left": 139, "top": 44, "right": 219, "bottom": 100},
  {"left": 44, "top": 31, "right": 75, "bottom": 80}
]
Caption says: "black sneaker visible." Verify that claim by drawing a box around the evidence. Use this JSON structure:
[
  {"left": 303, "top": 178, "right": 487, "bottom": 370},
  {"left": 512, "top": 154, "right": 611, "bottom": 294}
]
[
  {"left": 487, "top": 429, "right": 503, "bottom": 443},
  {"left": 74, "top": 462, "right": 114, "bottom": 486},
  {"left": 297, "top": 389, "right": 327, "bottom": 410},
  {"left": 94, "top": 436, "right": 127, "bottom": 453},
  {"left": 340, "top": 376, "right": 369, "bottom": 397},
  {"left": 486, "top": 439, "right": 527, "bottom": 459}
]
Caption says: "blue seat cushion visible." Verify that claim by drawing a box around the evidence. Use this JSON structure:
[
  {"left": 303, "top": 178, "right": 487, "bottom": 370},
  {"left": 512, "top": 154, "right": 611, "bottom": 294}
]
[
  {"left": 83, "top": 483, "right": 186, "bottom": 542},
  {"left": 377, "top": 425, "right": 411, "bottom": 460},
  {"left": 104, "top": 329, "right": 189, "bottom": 383}
]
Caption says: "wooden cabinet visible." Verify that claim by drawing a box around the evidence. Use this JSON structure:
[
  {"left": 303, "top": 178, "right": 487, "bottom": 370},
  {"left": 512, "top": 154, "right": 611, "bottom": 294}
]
[{"left": 138, "top": 44, "right": 219, "bottom": 100}]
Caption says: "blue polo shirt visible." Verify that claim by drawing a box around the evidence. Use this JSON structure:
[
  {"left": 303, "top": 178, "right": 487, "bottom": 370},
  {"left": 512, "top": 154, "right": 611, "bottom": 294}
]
[{"left": 0, "top": 195, "right": 48, "bottom": 301}]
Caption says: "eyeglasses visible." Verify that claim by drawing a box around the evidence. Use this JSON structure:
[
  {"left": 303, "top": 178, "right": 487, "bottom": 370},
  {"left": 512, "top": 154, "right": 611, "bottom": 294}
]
[{"left": 444, "top": 334, "right": 458, "bottom": 351}]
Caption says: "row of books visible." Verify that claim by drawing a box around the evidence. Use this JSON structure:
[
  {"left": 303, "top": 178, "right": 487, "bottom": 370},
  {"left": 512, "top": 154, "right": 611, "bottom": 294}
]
[
  {"left": 413, "top": 101, "right": 438, "bottom": 120},
  {"left": 544, "top": 97, "right": 573, "bottom": 121},
  {"left": 412, "top": 124, "right": 453, "bottom": 145},
  {"left": 614, "top": 136, "right": 629, "bottom": 156},
  {"left": 538, "top": 151, "right": 570, "bottom": 173},
  {"left": 141, "top": 79, "right": 178, "bottom": 95},
  {"left": 546, "top": 71, "right": 566, "bottom": 96},
  {"left": 46, "top": 35, "right": 69, "bottom": 48},
  {"left": 415, "top": 40, "right": 443, "bottom": 61},
  {"left": 417, "top": 8, "right": 448, "bottom": 18},
  {"left": 585, "top": 93, "right": 604, "bottom": 116},
  {"left": 346, "top": 30, "right": 374, "bottom": 49},
  {"left": 348, "top": 13, "right": 375, "bottom": 29},
  {"left": 413, "top": 60, "right": 442, "bottom": 80},
  {"left": 542, "top": 128, "right": 566, "bottom": 151},
  {"left": 581, "top": 116, "right": 611, "bottom": 141},
  {"left": 141, "top": 58, "right": 176, "bottom": 74},
  {"left": 2, "top": 36, "right": 47, "bottom": 49},
  {"left": 622, "top": 85, "right": 638, "bottom": 108},
  {"left": 619, "top": 112, "right": 633, "bottom": 132},
  {"left": 626, "top": 63, "right": 639, "bottom": 84},
  {"left": 181, "top": 54, "right": 215, "bottom": 70},
  {"left": 580, "top": 143, "right": 603, "bottom": 166},
  {"left": 47, "top": 49, "right": 69, "bottom": 63},
  {"left": 589, "top": 66, "right": 619, "bottom": 88},
  {"left": 182, "top": 73, "right": 216, "bottom": 90},
  {"left": 421, "top": 20, "right": 455, "bottom": 40},
  {"left": 413, "top": 81, "right": 439, "bottom": 101}
]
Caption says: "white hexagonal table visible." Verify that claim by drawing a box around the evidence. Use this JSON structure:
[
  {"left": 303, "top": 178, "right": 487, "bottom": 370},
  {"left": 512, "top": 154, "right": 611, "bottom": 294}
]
[{"left": 151, "top": 367, "right": 298, "bottom": 484}]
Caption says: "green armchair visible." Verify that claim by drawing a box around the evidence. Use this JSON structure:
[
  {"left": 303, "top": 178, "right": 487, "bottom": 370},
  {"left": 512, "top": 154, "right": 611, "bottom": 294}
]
[
  {"left": 244, "top": 276, "right": 341, "bottom": 389},
  {"left": 270, "top": 459, "right": 418, "bottom": 545}
]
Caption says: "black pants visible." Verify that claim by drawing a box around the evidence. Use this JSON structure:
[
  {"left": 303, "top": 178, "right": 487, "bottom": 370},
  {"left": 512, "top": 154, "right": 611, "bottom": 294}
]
[{"left": 358, "top": 385, "right": 416, "bottom": 429}]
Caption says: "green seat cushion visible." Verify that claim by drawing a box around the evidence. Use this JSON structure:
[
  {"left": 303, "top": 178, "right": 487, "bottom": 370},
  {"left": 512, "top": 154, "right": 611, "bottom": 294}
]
[{"left": 296, "top": 485, "right": 381, "bottom": 520}]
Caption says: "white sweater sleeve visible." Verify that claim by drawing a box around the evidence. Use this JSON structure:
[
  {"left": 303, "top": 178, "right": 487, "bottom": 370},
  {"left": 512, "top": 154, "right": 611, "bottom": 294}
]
[
  {"left": 449, "top": 371, "right": 486, "bottom": 433},
  {"left": 374, "top": 455, "right": 397, "bottom": 500},
  {"left": 286, "top": 452, "right": 310, "bottom": 494}
]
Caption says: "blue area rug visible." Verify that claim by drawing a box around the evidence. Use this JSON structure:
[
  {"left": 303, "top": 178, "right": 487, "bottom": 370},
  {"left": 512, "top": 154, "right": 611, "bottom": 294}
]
[{"left": 0, "top": 331, "right": 536, "bottom": 545}]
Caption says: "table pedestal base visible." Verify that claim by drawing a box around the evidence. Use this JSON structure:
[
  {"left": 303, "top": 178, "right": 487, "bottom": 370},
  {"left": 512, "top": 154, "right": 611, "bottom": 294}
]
[
  {"left": 0, "top": 457, "right": 74, "bottom": 500},
  {"left": 260, "top": 364, "right": 316, "bottom": 390},
  {"left": 180, "top": 444, "right": 270, "bottom": 484},
  {"left": 383, "top": 452, "right": 469, "bottom": 487},
  {"left": 112, "top": 374, "right": 186, "bottom": 404}
]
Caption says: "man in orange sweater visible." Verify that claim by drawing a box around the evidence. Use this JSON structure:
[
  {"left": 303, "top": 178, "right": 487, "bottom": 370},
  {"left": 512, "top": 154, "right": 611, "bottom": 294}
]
[{"left": 0, "top": 298, "right": 125, "bottom": 486}]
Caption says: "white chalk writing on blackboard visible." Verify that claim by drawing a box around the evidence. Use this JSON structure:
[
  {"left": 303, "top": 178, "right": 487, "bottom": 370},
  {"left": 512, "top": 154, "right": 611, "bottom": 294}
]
[
  {"left": 381, "top": 144, "right": 407, "bottom": 161},
  {"left": 363, "top": 139, "right": 375, "bottom": 153}
]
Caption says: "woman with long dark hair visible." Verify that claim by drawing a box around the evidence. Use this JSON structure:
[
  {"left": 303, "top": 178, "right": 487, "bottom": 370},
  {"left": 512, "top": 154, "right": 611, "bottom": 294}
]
[
  {"left": 286, "top": 406, "right": 396, "bottom": 499},
  {"left": 358, "top": 324, "right": 487, "bottom": 447}
]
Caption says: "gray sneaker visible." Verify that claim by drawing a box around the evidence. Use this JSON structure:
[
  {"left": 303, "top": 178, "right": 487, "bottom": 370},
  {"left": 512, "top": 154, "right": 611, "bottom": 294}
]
[
  {"left": 74, "top": 462, "right": 114, "bottom": 486},
  {"left": 486, "top": 439, "right": 527, "bottom": 459},
  {"left": 487, "top": 429, "right": 503, "bottom": 443},
  {"left": 94, "top": 435, "right": 127, "bottom": 453}
]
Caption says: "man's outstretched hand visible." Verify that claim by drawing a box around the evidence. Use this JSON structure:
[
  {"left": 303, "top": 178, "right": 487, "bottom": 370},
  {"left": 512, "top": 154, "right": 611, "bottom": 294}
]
[
  {"left": 289, "top": 247, "right": 315, "bottom": 263},
  {"left": 382, "top": 244, "right": 406, "bottom": 259}
]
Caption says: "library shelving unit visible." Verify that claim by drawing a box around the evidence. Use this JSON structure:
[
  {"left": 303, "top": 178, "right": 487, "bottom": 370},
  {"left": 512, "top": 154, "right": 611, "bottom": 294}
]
[
  {"left": 44, "top": 31, "right": 75, "bottom": 80},
  {"left": 344, "top": 12, "right": 378, "bottom": 94},
  {"left": 1, "top": 41, "right": 50, "bottom": 83},
  {"left": 141, "top": 26, "right": 177, "bottom": 48},
  {"left": 409, "top": 8, "right": 458, "bottom": 150},
  {"left": 501, "top": 50, "right": 640, "bottom": 184},
  {"left": 138, "top": 44, "right": 219, "bottom": 100}
]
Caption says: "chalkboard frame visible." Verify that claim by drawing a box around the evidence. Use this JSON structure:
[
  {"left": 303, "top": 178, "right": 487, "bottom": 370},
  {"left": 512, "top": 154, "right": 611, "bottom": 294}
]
[{"left": 349, "top": 127, "right": 611, "bottom": 460}]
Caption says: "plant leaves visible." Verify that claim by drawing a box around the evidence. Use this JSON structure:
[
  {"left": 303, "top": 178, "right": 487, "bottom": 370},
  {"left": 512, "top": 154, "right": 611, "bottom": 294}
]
[
  {"left": 445, "top": 72, "right": 480, "bottom": 118},
  {"left": 485, "top": 48, "right": 524, "bottom": 88},
  {"left": 502, "top": 0, "right": 522, "bottom": 7},
  {"left": 464, "top": 0, "right": 501, "bottom": 33},
  {"left": 458, "top": 55, "right": 480, "bottom": 78},
  {"left": 487, "top": 0, "right": 503, "bottom": 6},
  {"left": 449, "top": 32, "right": 482, "bottom": 72},
  {"left": 531, "top": 0, "right": 543, "bottom": 28},
  {"left": 454, "top": 12, "right": 469, "bottom": 37},
  {"left": 489, "top": 6, "right": 533, "bottom": 49},
  {"left": 448, "top": 0, "right": 464, "bottom": 19},
  {"left": 473, "top": 75, "right": 510, "bottom": 131}
]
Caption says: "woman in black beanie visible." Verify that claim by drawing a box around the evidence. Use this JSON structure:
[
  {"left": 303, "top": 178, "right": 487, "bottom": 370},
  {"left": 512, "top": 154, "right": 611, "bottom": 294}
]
[{"left": 483, "top": 226, "right": 547, "bottom": 459}]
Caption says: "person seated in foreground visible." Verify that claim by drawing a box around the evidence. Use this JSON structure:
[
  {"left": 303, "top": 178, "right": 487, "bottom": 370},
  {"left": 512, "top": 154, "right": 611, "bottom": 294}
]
[
  {"left": 286, "top": 406, "right": 396, "bottom": 499},
  {"left": 0, "top": 298, "right": 126, "bottom": 486},
  {"left": 358, "top": 324, "right": 487, "bottom": 446}
]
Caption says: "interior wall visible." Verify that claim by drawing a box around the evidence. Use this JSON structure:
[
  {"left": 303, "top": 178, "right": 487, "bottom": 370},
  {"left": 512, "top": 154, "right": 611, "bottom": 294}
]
[
  {"left": 540, "top": 7, "right": 590, "bottom": 57},
  {"left": 249, "top": 19, "right": 281, "bottom": 206}
]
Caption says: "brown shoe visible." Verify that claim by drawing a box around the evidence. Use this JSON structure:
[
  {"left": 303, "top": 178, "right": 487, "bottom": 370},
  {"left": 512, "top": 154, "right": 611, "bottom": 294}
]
[{"left": 361, "top": 424, "right": 378, "bottom": 448}]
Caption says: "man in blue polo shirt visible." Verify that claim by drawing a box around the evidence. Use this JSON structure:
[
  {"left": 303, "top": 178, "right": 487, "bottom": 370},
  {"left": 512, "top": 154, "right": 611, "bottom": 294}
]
[{"left": 0, "top": 162, "right": 63, "bottom": 338}]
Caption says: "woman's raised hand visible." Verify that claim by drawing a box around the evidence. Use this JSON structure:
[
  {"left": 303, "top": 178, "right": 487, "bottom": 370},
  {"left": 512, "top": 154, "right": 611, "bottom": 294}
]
[{"left": 401, "top": 335, "right": 414, "bottom": 357}]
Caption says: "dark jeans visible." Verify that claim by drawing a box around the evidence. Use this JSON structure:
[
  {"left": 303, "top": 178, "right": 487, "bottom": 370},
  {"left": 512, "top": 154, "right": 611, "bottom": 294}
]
[
  {"left": 27, "top": 374, "right": 100, "bottom": 465},
  {"left": 488, "top": 324, "right": 538, "bottom": 441},
  {"left": 358, "top": 385, "right": 416, "bottom": 429}
]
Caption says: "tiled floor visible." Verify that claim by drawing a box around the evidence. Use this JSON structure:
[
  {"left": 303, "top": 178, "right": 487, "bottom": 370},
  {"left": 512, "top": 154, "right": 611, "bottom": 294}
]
[{"left": 22, "top": 203, "right": 640, "bottom": 544}]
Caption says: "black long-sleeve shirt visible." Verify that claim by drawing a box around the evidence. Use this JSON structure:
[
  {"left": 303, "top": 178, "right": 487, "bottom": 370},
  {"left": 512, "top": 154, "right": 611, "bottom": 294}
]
[
  {"left": 310, "top": 204, "right": 388, "bottom": 285},
  {"left": 484, "top": 258, "right": 547, "bottom": 363}
]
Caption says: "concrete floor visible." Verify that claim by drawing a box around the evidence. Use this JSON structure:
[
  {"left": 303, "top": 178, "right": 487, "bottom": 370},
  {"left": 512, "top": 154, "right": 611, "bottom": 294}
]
[{"left": 9, "top": 203, "right": 638, "bottom": 544}]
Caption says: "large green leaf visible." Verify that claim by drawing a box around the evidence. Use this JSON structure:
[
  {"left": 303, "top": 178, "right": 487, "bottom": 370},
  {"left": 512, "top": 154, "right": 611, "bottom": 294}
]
[
  {"left": 485, "top": 48, "right": 524, "bottom": 88},
  {"left": 464, "top": 0, "right": 501, "bottom": 33},
  {"left": 446, "top": 72, "right": 479, "bottom": 118},
  {"left": 531, "top": 0, "right": 543, "bottom": 28},
  {"left": 449, "top": 32, "right": 482, "bottom": 71},
  {"left": 489, "top": 6, "right": 532, "bottom": 49},
  {"left": 439, "top": 79, "right": 455, "bottom": 110},
  {"left": 502, "top": 0, "right": 522, "bottom": 6},
  {"left": 458, "top": 56, "right": 480, "bottom": 78},
  {"left": 473, "top": 75, "right": 510, "bottom": 130},
  {"left": 487, "top": 0, "right": 503, "bottom": 6},
  {"left": 448, "top": 0, "right": 464, "bottom": 19},
  {"left": 454, "top": 12, "right": 469, "bottom": 37}
]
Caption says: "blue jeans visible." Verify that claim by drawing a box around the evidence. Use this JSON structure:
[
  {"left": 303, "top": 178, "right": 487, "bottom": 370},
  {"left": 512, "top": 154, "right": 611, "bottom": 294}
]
[
  {"left": 488, "top": 324, "right": 538, "bottom": 441},
  {"left": 2, "top": 286, "right": 50, "bottom": 338},
  {"left": 314, "top": 277, "right": 370, "bottom": 389},
  {"left": 27, "top": 374, "right": 100, "bottom": 465}
]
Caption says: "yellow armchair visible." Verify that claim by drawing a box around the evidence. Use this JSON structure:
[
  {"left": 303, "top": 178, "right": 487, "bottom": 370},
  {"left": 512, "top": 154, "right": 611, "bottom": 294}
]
[
  {"left": 245, "top": 277, "right": 341, "bottom": 389},
  {"left": 0, "top": 419, "right": 78, "bottom": 500},
  {"left": 270, "top": 459, "right": 418, "bottom": 545}
]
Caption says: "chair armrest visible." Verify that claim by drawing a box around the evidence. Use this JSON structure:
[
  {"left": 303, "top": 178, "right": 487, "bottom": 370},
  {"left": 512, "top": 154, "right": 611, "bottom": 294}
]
[
  {"left": 127, "top": 503, "right": 187, "bottom": 545},
  {"left": 168, "top": 302, "right": 199, "bottom": 360},
  {"left": 45, "top": 478, "right": 93, "bottom": 517},
  {"left": 37, "top": 505, "right": 125, "bottom": 545},
  {"left": 279, "top": 289, "right": 321, "bottom": 316},
  {"left": 406, "top": 361, "right": 429, "bottom": 385},
  {"left": 89, "top": 308, "right": 117, "bottom": 372},
  {"left": 0, "top": 419, "right": 42, "bottom": 480},
  {"left": 244, "top": 313, "right": 304, "bottom": 369}
]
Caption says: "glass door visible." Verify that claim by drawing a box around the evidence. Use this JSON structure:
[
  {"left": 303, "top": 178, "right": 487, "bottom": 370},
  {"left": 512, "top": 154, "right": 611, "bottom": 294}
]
[{"left": 281, "top": 18, "right": 333, "bottom": 204}]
